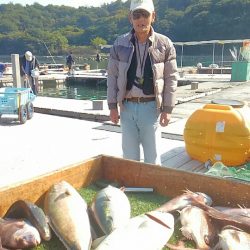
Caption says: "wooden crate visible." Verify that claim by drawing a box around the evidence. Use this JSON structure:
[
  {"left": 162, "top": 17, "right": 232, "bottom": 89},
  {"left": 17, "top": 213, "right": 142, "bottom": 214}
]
[{"left": 0, "top": 154, "right": 249, "bottom": 216}]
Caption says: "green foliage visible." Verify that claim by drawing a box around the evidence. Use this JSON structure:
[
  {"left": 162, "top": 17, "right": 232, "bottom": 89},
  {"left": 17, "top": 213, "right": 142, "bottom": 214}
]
[
  {"left": 0, "top": 0, "right": 250, "bottom": 55},
  {"left": 91, "top": 37, "right": 107, "bottom": 48}
]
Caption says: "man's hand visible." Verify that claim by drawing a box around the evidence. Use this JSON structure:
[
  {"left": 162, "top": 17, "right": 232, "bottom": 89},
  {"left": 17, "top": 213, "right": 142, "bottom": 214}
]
[
  {"left": 110, "top": 109, "right": 119, "bottom": 124},
  {"left": 160, "top": 112, "right": 171, "bottom": 127}
]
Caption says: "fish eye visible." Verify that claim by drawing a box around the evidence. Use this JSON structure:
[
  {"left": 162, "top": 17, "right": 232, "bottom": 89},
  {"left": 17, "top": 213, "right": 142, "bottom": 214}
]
[
  {"left": 204, "top": 235, "right": 209, "bottom": 245},
  {"left": 204, "top": 234, "right": 219, "bottom": 247}
]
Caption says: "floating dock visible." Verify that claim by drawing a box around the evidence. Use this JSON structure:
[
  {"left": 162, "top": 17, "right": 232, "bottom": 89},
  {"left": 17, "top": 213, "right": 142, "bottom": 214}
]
[{"left": 65, "top": 70, "right": 107, "bottom": 85}]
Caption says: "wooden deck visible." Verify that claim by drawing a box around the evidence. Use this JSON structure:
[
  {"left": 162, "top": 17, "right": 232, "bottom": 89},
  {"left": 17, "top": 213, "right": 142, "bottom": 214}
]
[
  {"left": 94, "top": 121, "right": 207, "bottom": 174},
  {"left": 161, "top": 146, "right": 207, "bottom": 173}
]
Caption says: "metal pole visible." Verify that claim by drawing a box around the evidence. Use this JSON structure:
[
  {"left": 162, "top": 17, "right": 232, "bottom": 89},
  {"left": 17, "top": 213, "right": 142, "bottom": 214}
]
[
  {"left": 221, "top": 43, "right": 224, "bottom": 74},
  {"left": 212, "top": 43, "right": 215, "bottom": 75},
  {"left": 181, "top": 44, "right": 184, "bottom": 69}
]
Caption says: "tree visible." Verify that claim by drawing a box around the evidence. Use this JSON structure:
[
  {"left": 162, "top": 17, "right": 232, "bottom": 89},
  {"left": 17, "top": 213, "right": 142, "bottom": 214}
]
[{"left": 90, "top": 37, "right": 107, "bottom": 48}]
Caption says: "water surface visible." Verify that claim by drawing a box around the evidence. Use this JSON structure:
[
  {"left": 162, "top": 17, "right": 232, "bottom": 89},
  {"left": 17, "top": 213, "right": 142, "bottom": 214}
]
[{"left": 39, "top": 81, "right": 107, "bottom": 100}]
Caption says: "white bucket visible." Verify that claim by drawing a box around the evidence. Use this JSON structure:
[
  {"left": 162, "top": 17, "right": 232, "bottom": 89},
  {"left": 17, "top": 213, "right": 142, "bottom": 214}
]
[{"left": 31, "top": 68, "right": 39, "bottom": 78}]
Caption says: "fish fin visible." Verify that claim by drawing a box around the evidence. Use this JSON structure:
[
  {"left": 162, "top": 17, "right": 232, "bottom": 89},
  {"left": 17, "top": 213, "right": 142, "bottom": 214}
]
[
  {"left": 184, "top": 189, "right": 193, "bottom": 194},
  {"left": 45, "top": 215, "right": 50, "bottom": 224},
  {"left": 145, "top": 212, "right": 171, "bottom": 229},
  {"left": 13, "top": 220, "right": 25, "bottom": 228},
  {"left": 222, "top": 225, "right": 244, "bottom": 231},
  {"left": 104, "top": 193, "right": 111, "bottom": 201},
  {"left": 92, "top": 236, "right": 107, "bottom": 249},
  {"left": 237, "top": 204, "right": 250, "bottom": 218},
  {"left": 237, "top": 204, "right": 244, "bottom": 209},
  {"left": 15, "top": 235, "right": 27, "bottom": 247},
  {"left": 65, "top": 189, "right": 71, "bottom": 196},
  {"left": 54, "top": 190, "right": 71, "bottom": 203}
]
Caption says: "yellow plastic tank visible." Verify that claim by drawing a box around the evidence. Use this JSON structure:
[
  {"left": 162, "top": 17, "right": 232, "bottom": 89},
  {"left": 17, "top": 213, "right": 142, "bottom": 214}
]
[{"left": 184, "top": 100, "right": 250, "bottom": 166}]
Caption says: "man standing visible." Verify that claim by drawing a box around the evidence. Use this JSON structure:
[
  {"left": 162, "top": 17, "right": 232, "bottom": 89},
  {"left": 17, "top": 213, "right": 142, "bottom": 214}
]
[
  {"left": 107, "top": 0, "right": 178, "bottom": 164},
  {"left": 66, "top": 52, "right": 75, "bottom": 74},
  {"left": 0, "top": 63, "right": 5, "bottom": 78},
  {"left": 20, "top": 51, "right": 39, "bottom": 95}
]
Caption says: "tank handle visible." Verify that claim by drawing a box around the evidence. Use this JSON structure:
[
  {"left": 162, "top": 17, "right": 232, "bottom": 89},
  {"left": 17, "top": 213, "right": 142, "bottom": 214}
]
[{"left": 203, "top": 104, "right": 233, "bottom": 111}]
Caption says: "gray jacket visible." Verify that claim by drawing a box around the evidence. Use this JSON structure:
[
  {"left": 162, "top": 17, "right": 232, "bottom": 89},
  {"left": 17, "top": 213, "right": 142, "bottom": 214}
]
[{"left": 107, "top": 27, "right": 179, "bottom": 113}]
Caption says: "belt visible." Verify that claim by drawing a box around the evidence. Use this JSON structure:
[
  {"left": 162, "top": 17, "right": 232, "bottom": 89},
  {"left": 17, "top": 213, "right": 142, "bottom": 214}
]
[{"left": 124, "top": 97, "right": 155, "bottom": 103}]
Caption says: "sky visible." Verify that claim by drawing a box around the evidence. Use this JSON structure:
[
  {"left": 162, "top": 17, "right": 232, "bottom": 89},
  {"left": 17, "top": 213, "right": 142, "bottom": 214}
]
[{"left": 0, "top": 0, "right": 124, "bottom": 8}]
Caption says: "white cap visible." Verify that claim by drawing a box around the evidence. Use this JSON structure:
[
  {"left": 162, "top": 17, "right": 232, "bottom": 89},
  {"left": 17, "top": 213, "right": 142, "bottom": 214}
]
[
  {"left": 25, "top": 51, "right": 33, "bottom": 61},
  {"left": 130, "top": 0, "right": 154, "bottom": 13}
]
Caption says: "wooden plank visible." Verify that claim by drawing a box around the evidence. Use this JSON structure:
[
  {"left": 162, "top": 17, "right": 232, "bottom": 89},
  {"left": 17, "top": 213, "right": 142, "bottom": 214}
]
[
  {"left": 162, "top": 151, "right": 191, "bottom": 169},
  {"left": 196, "top": 167, "right": 209, "bottom": 174},
  {"left": 160, "top": 146, "right": 186, "bottom": 162},
  {"left": 178, "top": 159, "right": 203, "bottom": 172},
  {"left": 193, "top": 164, "right": 207, "bottom": 173}
]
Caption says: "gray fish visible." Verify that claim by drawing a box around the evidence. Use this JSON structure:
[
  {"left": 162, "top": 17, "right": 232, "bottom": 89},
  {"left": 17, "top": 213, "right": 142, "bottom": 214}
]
[
  {"left": 89, "top": 185, "right": 131, "bottom": 235},
  {"left": 155, "top": 190, "right": 213, "bottom": 213},
  {"left": 93, "top": 211, "right": 174, "bottom": 250},
  {"left": 4, "top": 200, "right": 51, "bottom": 241},
  {"left": 0, "top": 218, "right": 41, "bottom": 249},
  {"left": 180, "top": 206, "right": 218, "bottom": 250},
  {"left": 213, "top": 225, "right": 250, "bottom": 250},
  {"left": 44, "top": 180, "right": 92, "bottom": 250}
]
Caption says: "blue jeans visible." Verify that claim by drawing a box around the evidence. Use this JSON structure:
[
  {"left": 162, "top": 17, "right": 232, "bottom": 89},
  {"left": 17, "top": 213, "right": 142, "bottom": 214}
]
[{"left": 120, "top": 100, "right": 161, "bottom": 165}]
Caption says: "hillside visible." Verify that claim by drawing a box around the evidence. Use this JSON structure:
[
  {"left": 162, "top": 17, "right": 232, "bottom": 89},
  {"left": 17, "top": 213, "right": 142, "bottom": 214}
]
[{"left": 0, "top": 0, "right": 250, "bottom": 55}]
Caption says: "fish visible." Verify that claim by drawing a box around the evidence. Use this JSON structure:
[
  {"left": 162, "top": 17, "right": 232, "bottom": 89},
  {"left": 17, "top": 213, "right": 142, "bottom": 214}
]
[
  {"left": 4, "top": 199, "right": 51, "bottom": 241},
  {"left": 92, "top": 211, "right": 174, "bottom": 250},
  {"left": 0, "top": 218, "right": 41, "bottom": 249},
  {"left": 179, "top": 206, "right": 218, "bottom": 250},
  {"left": 213, "top": 225, "right": 250, "bottom": 250},
  {"left": 44, "top": 180, "right": 92, "bottom": 250},
  {"left": 0, "top": 237, "right": 9, "bottom": 250},
  {"left": 183, "top": 191, "right": 250, "bottom": 233},
  {"left": 154, "top": 190, "right": 213, "bottom": 213},
  {"left": 89, "top": 185, "right": 131, "bottom": 235},
  {"left": 213, "top": 206, "right": 250, "bottom": 218}
]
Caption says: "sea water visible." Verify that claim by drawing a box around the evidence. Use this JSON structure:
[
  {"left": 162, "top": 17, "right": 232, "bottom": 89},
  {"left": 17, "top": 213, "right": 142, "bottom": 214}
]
[
  {"left": 0, "top": 54, "right": 233, "bottom": 100},
  {"left": 39, "top": 82, "right": 107, "bottom": 100}
]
